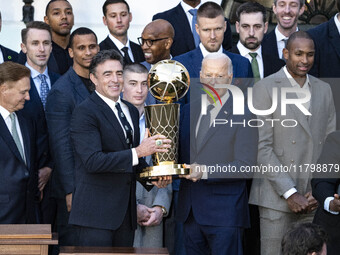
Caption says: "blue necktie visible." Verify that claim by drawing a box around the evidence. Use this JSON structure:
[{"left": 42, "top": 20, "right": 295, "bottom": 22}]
[
  {"left": 38, "top": 74, "right": 50, "bottom": 109},
  {"left": 115, "top": 102, "right": 133, "bottom": 148},
  {"left": 189, "top": 9, "right": 200, "bottom": 47}
]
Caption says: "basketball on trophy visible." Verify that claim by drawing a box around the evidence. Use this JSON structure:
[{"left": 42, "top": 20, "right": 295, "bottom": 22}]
[{"left": 148, "top": 59, "right": 190, "bottom": 103}]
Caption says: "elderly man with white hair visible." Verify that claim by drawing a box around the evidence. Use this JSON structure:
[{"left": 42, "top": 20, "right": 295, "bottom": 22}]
[{"left": 178, "top": 52, "right": 258, "bottom": 255}]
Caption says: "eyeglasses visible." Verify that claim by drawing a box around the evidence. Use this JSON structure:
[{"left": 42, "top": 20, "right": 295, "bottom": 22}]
[{"left": 137, "top": 37, "right": 169, "bottom": 47}]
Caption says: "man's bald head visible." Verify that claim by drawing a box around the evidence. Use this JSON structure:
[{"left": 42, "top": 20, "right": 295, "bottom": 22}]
[{"left": 140, "top": 19, "right": 174, "bottom": 64}]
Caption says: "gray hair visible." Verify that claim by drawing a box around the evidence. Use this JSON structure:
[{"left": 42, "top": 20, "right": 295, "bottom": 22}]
[{"left": 202, "top": 52, "right": 233, "bottom": 75}]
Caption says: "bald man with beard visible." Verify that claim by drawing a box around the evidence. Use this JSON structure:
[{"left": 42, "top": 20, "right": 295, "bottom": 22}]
[{"left": 139, "top": 19, "right": 174, "bottom": 69}]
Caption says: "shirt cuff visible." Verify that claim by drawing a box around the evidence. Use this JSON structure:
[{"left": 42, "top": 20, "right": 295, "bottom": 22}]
[
  {"left": 201, "top": 170, "right": 208, "bottom": 179},
  {"left": 132, "top": 148, "right": 138, "bottom": 166},
  {"left": 283, "top": 188, "right": 297, "bottom": 199},
  {"left": 324, "top": 197, "right": 339, "bottom": 215}
]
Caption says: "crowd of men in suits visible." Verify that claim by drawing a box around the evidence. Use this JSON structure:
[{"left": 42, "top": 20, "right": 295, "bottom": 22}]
[{"left": 1, "top": 0, "right": 340, "bottom": 254}]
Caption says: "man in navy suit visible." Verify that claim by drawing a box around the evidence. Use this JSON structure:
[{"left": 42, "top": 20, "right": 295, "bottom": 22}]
[
  {"left": 178, "top": 52, "right": 258, "bottom": 255},
  {"left": 307, "top": 0, "right": 340, "bottom": 128},
  {"left": 69, "top": 50, "right": 171, "bottom": 247},
  {"left": 20, "top": 21, "right": 60, "bottom": 226},
  {"left": 0, "top": 11, "right": 18, "bottom": 63},
  {"left": 261, "top": 0, "right": 305, "bottom": 75},
  {"left": 45, "top": 27, "right": 99, "bottom": 249},
  {"left": 153, "top": 0, "right": 232, "bottom": 57},
  {"left": 0, "top": 62, "right": 41, "bottom": 224},
  {"left": 100, "top": 0, "right": 144, "bottom": 65}
]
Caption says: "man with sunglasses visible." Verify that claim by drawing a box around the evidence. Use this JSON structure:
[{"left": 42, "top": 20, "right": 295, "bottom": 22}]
[{"left": 99, "top": 0, "right": 144, "bottom": 65}]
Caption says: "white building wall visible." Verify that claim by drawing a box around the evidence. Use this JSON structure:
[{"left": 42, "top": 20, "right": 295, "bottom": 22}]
[{"left": 0, "top": 0, "right": 221, "bottom": 52}]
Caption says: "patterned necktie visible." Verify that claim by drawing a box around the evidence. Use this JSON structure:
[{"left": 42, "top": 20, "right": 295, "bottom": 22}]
[
  {"left": 9, "top": 113, "right": 25, "bottom": 162},
  {"left": 249, "top": 52, "right": 260, "bottom": 83},
  {"left": 121, "top": 47, "right": 133, "bottom": 64},
  {"left": 38, "top": 74, "right": 50, "bottom": 109},
  {"left": 196, "top": 104, "right": 214, "bottom": 149},
  {"left": 115, "top": 102, "right": 133, "bottom": 148},
  {"left": 189, "top": 9, "right": 200, "bottom": 47}
]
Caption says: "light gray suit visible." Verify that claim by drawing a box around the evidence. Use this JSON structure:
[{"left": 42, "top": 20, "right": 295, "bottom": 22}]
[{"left": 249, "top": 68, "right": 336, "bottom": 254}]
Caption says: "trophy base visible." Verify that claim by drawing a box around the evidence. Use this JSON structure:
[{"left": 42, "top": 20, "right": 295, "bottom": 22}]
[{"left": 140, "top": 162, "right": 190, "bottom": 179}]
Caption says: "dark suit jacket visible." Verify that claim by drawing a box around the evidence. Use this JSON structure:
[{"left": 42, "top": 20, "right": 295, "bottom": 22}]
[
  {"left": 153, "top": 3, "right": 232, "bottom": 57},
  {"left": 45, "top": 67, "right": 91, "bottom": 199},
  {"left": 307, "top": 16, "right": 340, "bottom": 129},
  {"left": 260, "top": 30, "right": 285, "bottom": 76},
  {"left": 0, "top": 111, "right": 40, "bottom": 223},
  {"left": 0, "top": 44, "right": 18, "bottom": 62},
  {"left": 20, "top": 70, "right": 60, "bottom": 170},
  {"left": 99, "top": 36, "right": 145, "bottom": 64},
  {"left": 231, "top": 44, "right": 284, "bottom": 78},
  {"left": 312, "top": 131, "right": 340, "bottom": 255},
  {"left": 68, "top": 93, "right": 149, "bottom": 230},
  {"left": 177, "top": 93, "right": 258, "bottom": 228}
]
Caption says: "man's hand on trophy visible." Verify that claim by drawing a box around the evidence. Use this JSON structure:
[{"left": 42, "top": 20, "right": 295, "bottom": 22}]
[
  {"left": 136, "top": 128, "right": 171, "bottom": 158},
  {"left": 152, "top": 175, "right": 172, "bottom": 188},
  {"left": 179, "top": 163, "right": 206, "bottom": 182}
]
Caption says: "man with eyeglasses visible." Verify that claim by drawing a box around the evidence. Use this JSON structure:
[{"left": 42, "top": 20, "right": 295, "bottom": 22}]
[{"left": 99, "top": 0, "right": 144, "bottom": 65}]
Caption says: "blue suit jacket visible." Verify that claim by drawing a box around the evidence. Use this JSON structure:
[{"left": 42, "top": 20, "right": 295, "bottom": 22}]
[
  {"left": 0, "top": 44, "right": 18, "bottom": 62},
  {"left": 20, "top": 70, "right": 60, "bottom": 170},
  {"left": 153, "top": 3, "right": 232, "bottom": 57},
  {"left": 260, "top": 30, "right": 285, "bottom": 75},
  {"left": 69, "top": 92, "right": 149, "bottom": 230},
  {"left": 177, "top": 93, "right": 258, "bottom": 227},
  {"left": 45, "top": 67, "right": 90, "bottom": 198},
  {"left": 0, "top": 111, "right": 40, "bottom": 223}
]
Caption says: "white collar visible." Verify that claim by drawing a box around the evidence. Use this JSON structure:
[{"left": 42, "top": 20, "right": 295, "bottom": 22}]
[
  {"left": 95, "top": 90, "right": 122, "bottom": 109},
  {"left": 275, "top": 26, "right": 298, "bottom": 42},
  {"left": 25, "top": 62, "right": 49, "bottom": 79},
  {"left": 108, "top": 33, "right": 130, "bottom": 50},
  {"left": 283, "top": 66, "right": 310, "bottom": 89},
  {"left": 334, "top": 13, "right": 340, "bottom": 36},
  {"left": 199, "top": 43, "right": 223, "bottom": 58},
  {"left": 181, "top": 1, "right": 201, "bottom": 13},
  {"left": 0, "top": 104, "right": 11, "bottom": 121},
  {"left": 237, "top": 41, "right": 262, "bottom": 59}
]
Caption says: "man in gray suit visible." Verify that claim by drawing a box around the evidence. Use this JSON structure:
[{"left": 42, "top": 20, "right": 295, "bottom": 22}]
[
  {"left": 249, "top": 31, "right": 336, "bottom": 255},
  {"left": 122, "top": 63, "right": 172, "bottom": 248}
]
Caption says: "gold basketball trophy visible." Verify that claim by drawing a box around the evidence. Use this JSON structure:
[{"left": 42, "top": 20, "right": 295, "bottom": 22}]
[{"left": 139, "top": 60, "right": 190, "bottom": 179}]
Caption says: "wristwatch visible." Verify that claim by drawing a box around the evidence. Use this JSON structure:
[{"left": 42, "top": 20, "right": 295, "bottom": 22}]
[{"left": 154, "top": 205, "right": 167, "bottom": 216}]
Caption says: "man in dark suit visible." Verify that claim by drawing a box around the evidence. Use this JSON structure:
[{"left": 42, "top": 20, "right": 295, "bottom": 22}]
[
  {"left": 20, "top": 21, "right": 60, "bottom": 225},
  {"left": 69, "top": 50, "right": 171, "bottom": 247},
  {"left": 233, "top": 2, "right": 283, "bottom": 79},
  {"left": 178, "top": 52, "right": 258, "bottom": 255},
  {"left": 153, "top": 0, "right": 232, "bottom": 57},
  {"left": 261, "top": 0, "right": 304, "bottom": 74},
  {"left": 0, "top": 62, "right": 41, "bottom": 224},
  {"left": 45, "top": 27, "right": 99, "bottom": 249},
  {"left": 312, "top": 131, "right": 340, "bottom": 255},
  {"left": 307, "top": 0, "right": 340, "bottom": 128},
  {"left": 100, "top": 0, "right": 144, "bottom": 64},
  {"left": 0, "top": 11, "right": 18, "bottom": 63},
  {"left": 173, "top": 2, "right": 252, "bottom": 79},
  {"left": 43, "top": 0, "right": 74, "bottom": 74}
]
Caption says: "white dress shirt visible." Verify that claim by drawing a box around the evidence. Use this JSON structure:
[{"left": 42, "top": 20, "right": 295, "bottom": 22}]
[
  {"left": 181, "top": 1, "right": 202, "bottom": 29},
  {"left": 199, "top": 43, "right": 223, "bottom": 58},
  {"left": 282, "top": 66, "right": 311, "bottom": 199},
  {"left": 237, "top": 41, "right": 264, "bottom": 79},
  {"left": 275, "top": 26, "right": 298, "bottom": 59},
  {"left": 25, "top": 63, "right": 51, "bottom": 97},
  {"left": 108, "top": 34, "right": 134, "bottom": 62},
  {"left": 95, "top": 91, "right": 138, "bottom": 166},
  {"left": 0, "top": 105, "right": 26, "bottom": 161},
  {"left": 0, "top": 48, "right": 4, "bottom": 64},
  {"left": 334, "top": 13, "right": 340, "bottom": 35}
]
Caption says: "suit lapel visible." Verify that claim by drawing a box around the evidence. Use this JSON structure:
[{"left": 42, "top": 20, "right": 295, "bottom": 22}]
[
  {"left": 17, "top": 113, "right": 31, "bottom": 169},
  {"left": 275, "top": 69, "right": 311, "bottom": 137},
  {"left": 91, "top": 93, "right": 129, "bottom": 149},
  {"left": 328, "top": 18, "right": 340, "bottom": 60},
  {"left": 0, "top": 114, "right": 27, "bottom": 165},
  {"left": 105, "top": 36, "right": 122, "bottom": 55},
  {"left": 70, "top": 68, "right": 90, "bottom": 100},
  {"left": 175, "top": 4, "right": 195, "bottom": 51}
]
